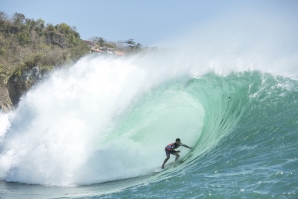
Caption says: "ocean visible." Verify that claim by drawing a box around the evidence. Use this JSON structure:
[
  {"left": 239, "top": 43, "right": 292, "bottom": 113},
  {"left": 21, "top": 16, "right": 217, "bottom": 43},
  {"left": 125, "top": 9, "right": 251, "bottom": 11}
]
[{"left": 0, "top": 14, "right": 298, "bottom": 198}]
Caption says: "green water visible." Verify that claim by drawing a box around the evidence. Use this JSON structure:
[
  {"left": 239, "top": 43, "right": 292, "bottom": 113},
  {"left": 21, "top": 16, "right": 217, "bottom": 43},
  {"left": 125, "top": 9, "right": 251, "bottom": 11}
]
[{"left": 98, "top": 71, "right": 298, "bottom": 198}]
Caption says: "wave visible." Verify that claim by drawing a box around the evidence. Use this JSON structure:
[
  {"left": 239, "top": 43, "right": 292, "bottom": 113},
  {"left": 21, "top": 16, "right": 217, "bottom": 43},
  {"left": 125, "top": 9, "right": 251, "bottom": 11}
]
[{"left": 0, "top": 10, "right": 298, "bottom": 187}]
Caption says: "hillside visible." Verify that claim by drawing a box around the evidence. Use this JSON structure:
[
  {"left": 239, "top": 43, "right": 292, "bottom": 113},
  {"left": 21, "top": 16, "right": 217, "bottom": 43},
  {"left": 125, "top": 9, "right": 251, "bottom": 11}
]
[{"left": 0, "top": 11, "right": 90, "bottom": 110}]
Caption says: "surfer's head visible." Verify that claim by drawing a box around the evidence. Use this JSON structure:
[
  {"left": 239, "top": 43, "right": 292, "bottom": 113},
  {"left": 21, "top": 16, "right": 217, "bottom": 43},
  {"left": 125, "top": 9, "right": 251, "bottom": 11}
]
[{"left": 176, "top": 138, "right": 181, "bottom": 144}]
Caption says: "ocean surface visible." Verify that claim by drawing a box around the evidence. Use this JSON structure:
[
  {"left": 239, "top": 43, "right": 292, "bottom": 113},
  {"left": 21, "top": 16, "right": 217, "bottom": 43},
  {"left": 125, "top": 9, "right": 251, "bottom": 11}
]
[{"left": 1, "top": 12, "right": 298, "bottom": 199}]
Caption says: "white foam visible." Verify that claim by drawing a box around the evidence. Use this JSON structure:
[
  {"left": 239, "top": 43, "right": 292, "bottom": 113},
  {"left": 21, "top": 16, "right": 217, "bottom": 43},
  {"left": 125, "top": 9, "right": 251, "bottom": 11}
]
[{"left": 0, "top": 113, "right": 10, "bottom": 142}]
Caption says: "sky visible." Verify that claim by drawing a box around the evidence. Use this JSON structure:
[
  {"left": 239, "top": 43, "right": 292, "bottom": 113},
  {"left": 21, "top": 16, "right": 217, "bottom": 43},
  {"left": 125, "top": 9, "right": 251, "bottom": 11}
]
[{"left": 1, "top": 0, "right": 298, "bottom": 46}]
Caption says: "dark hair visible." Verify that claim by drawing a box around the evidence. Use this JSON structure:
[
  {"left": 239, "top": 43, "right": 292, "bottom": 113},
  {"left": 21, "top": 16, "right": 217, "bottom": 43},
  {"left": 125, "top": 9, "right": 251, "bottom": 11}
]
[{"left": 176, "top": 138, "right": 181, "bottom": 142}]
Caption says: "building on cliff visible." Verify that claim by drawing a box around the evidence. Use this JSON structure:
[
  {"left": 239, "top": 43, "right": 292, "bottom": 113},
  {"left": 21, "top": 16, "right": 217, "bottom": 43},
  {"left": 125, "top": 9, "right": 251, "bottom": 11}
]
[
  {"left": 91, "top": 46, "right": 125, "bottom": 56},
  {"left": 83, "top": 40, "right": 125, "bottom": 56},
  {"left": 83, "top": 40, "right": 95, "bottom": 49}
]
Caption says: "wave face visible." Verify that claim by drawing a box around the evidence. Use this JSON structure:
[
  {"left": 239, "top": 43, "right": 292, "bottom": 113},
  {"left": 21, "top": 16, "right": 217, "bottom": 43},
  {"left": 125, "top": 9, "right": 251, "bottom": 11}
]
[
  {"left": 1, "top": 6, "right": 298, "bottom": 198},
  {"left": 104, "top": 72, "right": 298, "bottom": 198}
]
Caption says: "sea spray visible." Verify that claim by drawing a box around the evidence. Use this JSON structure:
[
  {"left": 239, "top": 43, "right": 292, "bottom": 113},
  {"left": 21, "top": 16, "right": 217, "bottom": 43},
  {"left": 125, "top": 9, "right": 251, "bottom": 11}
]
[{"left": 0, "top": 55, "right": 203, "bottom": 185}]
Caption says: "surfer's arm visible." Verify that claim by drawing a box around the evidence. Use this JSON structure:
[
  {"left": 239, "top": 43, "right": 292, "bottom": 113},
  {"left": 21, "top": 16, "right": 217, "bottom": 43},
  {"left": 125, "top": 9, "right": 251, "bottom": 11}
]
[{"left": 181, "top": 143, "right": 192, "bottom": 149}]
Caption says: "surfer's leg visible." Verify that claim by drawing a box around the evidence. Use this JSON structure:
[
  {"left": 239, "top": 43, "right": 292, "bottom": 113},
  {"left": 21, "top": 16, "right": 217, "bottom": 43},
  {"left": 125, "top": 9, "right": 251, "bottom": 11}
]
[
  {"left": 162, "top": 156, "right": 170, "bottom": 169},
  {"left": 162, "top": 149, "right": 170, "bottom": 169},
  {"left": 175, "top": 152, "right": 180, "bottom": 161}
]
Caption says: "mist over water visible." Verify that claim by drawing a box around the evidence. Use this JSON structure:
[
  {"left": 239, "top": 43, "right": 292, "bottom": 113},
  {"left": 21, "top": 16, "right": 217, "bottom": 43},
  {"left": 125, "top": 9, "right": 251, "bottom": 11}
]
[{"left": 0, "top": 3, "right": 298, "bottom": 198}]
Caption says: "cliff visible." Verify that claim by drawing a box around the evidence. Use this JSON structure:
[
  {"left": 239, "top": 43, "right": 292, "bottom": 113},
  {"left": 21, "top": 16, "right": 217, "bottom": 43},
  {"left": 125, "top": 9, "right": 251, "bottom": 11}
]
[{"left": 0, "top": 11, "right": 90, "bottom": 111}]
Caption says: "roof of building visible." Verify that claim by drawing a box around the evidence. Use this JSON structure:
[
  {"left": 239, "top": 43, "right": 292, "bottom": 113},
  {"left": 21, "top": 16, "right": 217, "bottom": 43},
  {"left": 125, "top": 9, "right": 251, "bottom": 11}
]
[{"left": 92, "top": 48, "right": 103, "bottom": 52}]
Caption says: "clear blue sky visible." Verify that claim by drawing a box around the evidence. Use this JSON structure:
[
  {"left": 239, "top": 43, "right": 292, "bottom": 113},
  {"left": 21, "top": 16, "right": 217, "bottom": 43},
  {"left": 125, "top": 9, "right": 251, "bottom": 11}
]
[{"left": 1, "top": 0, "right": 297, "bottom": 46}]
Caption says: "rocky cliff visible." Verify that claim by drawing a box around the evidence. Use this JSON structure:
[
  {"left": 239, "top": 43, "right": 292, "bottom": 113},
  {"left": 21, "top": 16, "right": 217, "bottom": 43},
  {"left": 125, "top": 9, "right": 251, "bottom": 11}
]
[
  {"left": 6, "top": 66, "right": 47, "bottom": 107},
  {"left": 0, "top": 73, "right": 13, "bottom": 112}
]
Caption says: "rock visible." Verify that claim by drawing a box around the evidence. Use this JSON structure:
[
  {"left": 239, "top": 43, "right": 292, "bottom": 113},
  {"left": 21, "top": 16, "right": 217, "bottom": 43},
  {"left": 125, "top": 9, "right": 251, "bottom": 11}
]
[
  {"left": 0, "top": 73, "right": 13, "bottom": 112},
  {"left": 7, "top": 66, "right": 43, "bottom": 106},
  {"left": 0, "top": 86, "right": 13, "bottom": 112}
]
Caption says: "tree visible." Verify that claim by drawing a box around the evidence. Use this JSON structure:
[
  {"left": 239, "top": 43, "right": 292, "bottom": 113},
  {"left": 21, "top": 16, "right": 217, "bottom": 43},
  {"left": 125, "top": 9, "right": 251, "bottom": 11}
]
[
  {"left": 90, "top": 36, "right": 106, "bottom": 47},
  {"left": 36, "top": 18, "right": 45, "bottom": 29},
  {"left": 0, "top": 11, "right": 8, "bottom": 22},
  {"left": 10, "top": 13, "right": 26, "bottom": 34},
  {"left": 124, "top": 39, "right": 144, "bottom": 53},
  {"left": 135, "top": 43, "right": 142, "bottom": 50},
  {"left": 57, "top": 23, "right": 71, "bottom": 34},
  {"left": 12, "top": 13, "right": 26, "bottom": 25},
  {"left": 0, "top": 11, "right": 9, "bottom": 32},
  {"left": 45, "top": 23, "right": 55, "bottom": 31},
  {"left": 71, "top": 26, "right": 77, "bottom": 32},
  {"left": 35, "top": 18, "right": 45, "bottom": 36},
  {"left": 124, "top": 39, "right": 136, "bottom": 47}
]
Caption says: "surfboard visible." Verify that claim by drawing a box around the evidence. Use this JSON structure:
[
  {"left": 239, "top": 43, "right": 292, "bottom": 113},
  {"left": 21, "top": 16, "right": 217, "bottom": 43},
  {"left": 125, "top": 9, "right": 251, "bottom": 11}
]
[{"left": 151, "top": 162, "right": 174, "bottom": 175}]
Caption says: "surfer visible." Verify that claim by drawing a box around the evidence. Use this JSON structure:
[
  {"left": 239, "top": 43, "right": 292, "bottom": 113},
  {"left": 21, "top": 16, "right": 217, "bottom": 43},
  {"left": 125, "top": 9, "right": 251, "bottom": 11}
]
[{"left": 162, "top": 138, "right": 192, "bottom": 169}]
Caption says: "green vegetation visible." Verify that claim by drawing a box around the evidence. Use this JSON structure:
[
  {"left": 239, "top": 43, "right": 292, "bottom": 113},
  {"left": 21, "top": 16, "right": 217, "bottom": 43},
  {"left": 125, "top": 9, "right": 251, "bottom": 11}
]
[
  {"left": 89, "top": 36, "right": 146, "bottom": 54},
  {"left": 0, "top": 11, "right": 90, "bottom": 79}
]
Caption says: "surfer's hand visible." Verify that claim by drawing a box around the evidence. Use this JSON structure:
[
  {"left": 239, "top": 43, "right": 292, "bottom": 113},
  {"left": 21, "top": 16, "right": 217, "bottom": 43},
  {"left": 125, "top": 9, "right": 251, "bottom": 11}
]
[{"left": 177, "top": 150, "right": 180, "bottom": 153}]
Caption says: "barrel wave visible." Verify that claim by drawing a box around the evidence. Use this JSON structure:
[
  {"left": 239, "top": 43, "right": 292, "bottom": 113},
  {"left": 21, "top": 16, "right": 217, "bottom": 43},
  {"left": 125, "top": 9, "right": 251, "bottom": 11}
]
[{"left": 143, "top": 72, "right": 298, "bottom": 198}]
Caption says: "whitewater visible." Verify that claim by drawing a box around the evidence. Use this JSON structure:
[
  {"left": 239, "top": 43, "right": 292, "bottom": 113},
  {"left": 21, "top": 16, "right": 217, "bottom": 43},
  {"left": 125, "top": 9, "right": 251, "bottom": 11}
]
[{"left": 1, "top": 10, "right": 298, "bottom": 199}]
